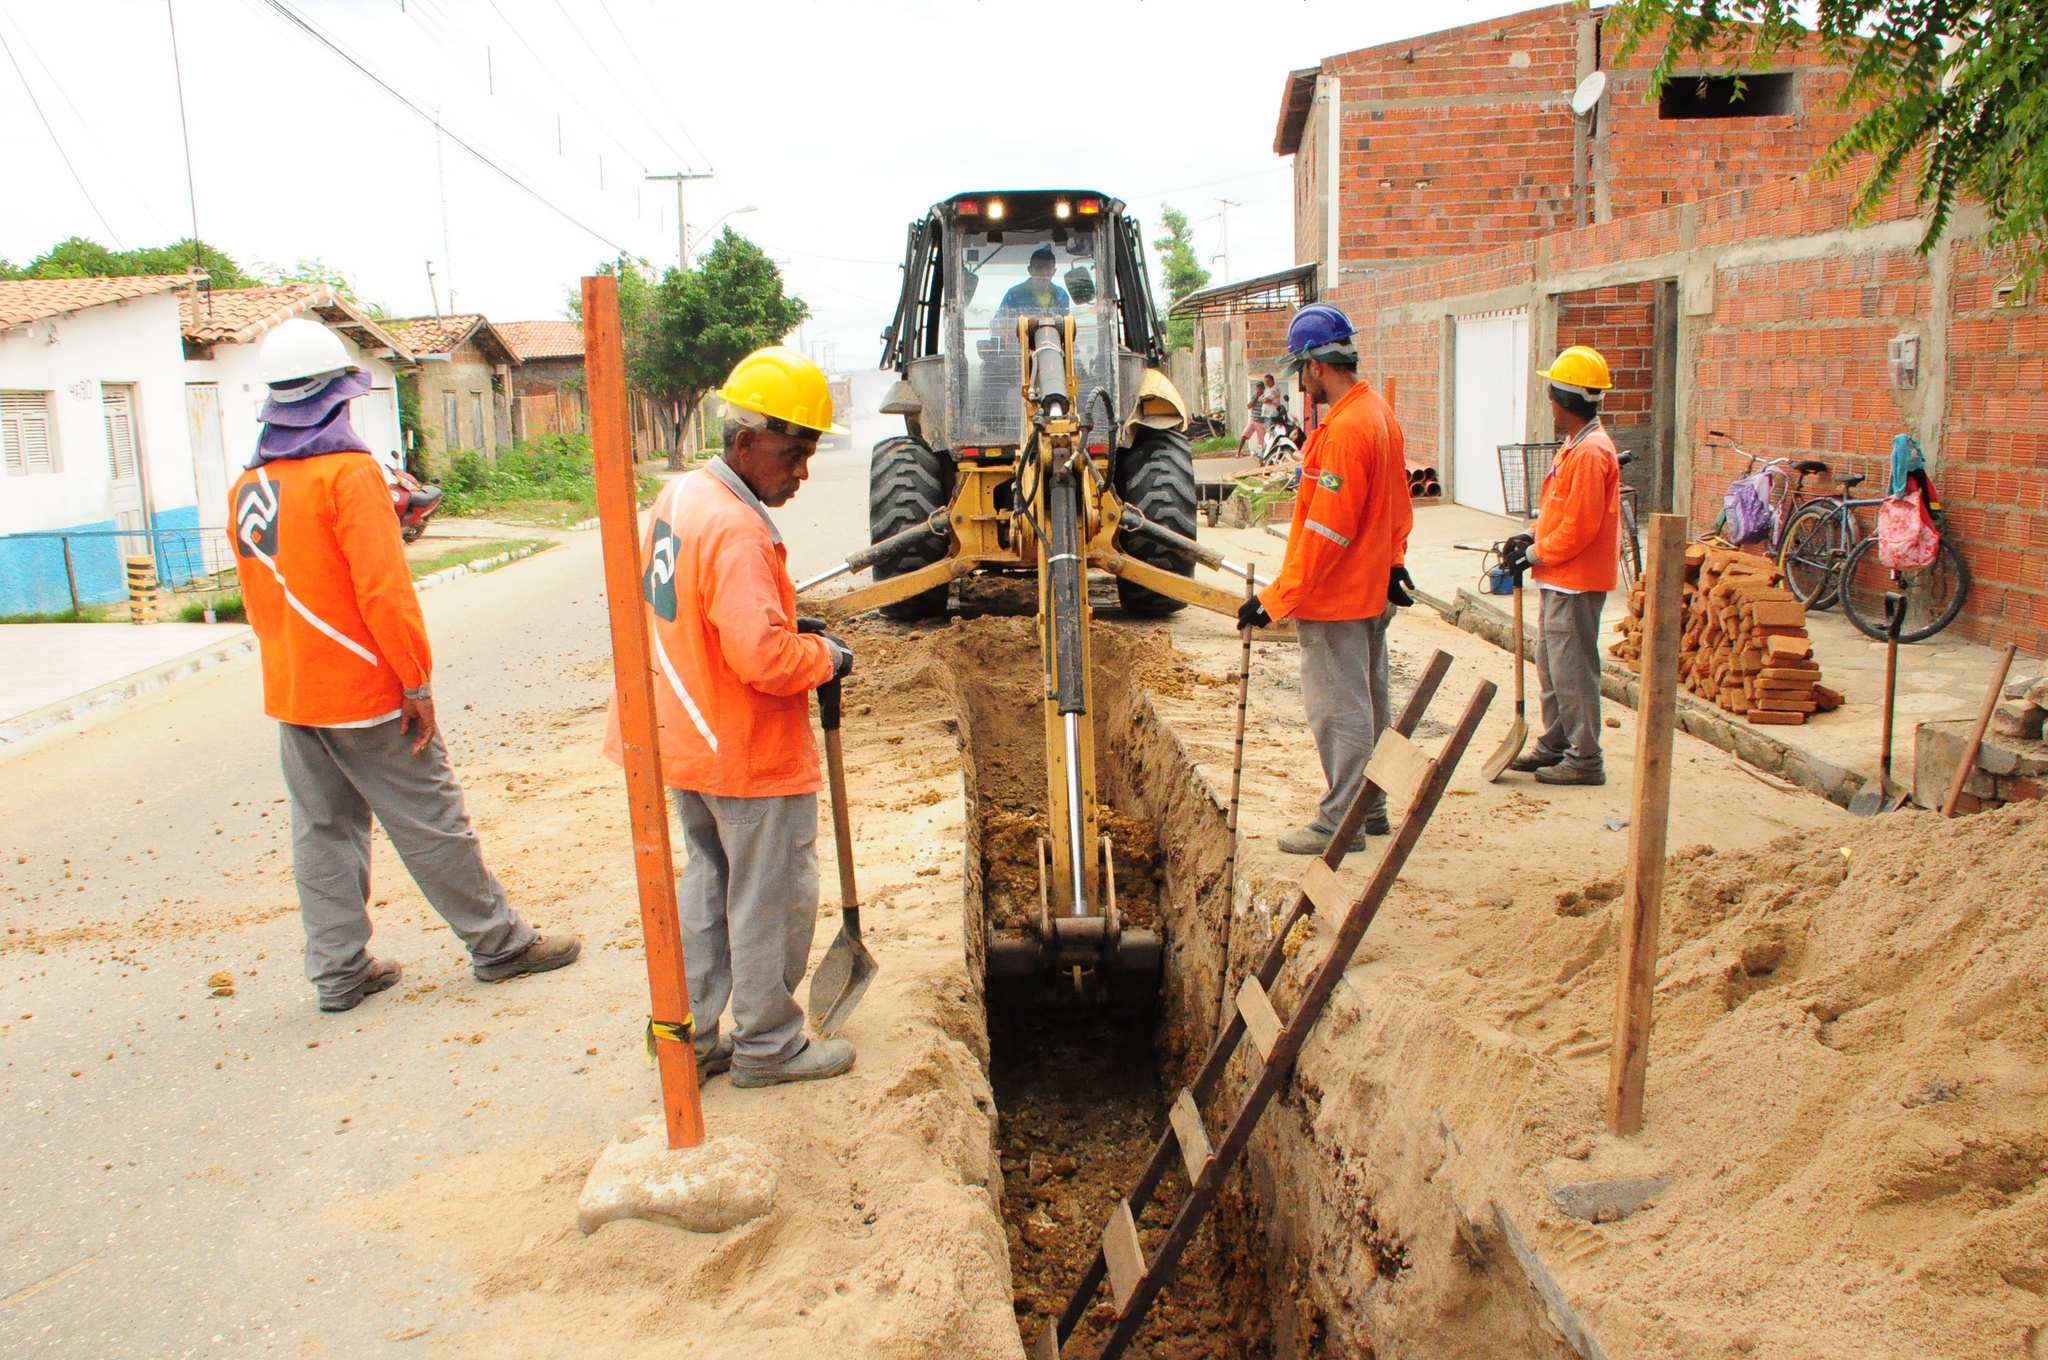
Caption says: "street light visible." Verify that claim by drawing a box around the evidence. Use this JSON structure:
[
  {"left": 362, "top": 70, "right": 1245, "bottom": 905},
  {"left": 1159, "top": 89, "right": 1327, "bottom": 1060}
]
[{"left": 688, "top": 206, "right": 758, "bottom": 257}]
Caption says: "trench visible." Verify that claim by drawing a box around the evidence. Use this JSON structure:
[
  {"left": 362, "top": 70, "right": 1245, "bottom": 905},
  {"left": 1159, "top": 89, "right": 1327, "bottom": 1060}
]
[{"left": 929, "top": 615, "right": 1279, "bottom": 1357}]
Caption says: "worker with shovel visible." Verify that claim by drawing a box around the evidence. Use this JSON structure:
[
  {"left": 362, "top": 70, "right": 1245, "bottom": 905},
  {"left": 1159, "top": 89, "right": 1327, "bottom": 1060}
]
[
  {"left": 603, "top": 346, "right": 857, "bottom": 1088},
  {"left": 231, "top": 319, "right": 580, "bottom": 1012},
  {"left": 1502, "top": 345, "right": 1622, "bottom": 786},
  {"left": 1237, "top": 303, "right": 1414, "bottom": 855}
]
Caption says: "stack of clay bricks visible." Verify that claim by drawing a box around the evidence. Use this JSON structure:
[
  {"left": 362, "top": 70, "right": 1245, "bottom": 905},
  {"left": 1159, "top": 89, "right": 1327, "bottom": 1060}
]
[{"left": 1609, "top": 545, "right": 1843, "bottom": 725}]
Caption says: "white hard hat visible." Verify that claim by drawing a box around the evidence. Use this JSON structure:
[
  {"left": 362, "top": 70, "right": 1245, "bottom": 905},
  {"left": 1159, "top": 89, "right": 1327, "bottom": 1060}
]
[{"left": 258, "top": 317, "right": 355, "bottom": 387}]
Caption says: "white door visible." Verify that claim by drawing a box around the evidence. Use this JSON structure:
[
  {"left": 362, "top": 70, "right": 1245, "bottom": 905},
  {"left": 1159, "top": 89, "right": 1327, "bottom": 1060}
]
[
  {"left": 186, "top": 384, "right": 232, "bottom": 574},
  {"left": 1451, "top": 309, "right": 1530, "bottom": 516},
  {"left": 103, "top": 384, "right": 151, "bottom": 557}
]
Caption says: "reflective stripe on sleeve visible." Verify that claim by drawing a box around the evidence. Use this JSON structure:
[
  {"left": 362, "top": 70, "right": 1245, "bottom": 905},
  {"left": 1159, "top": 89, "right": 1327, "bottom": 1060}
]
[
  {"left": 1304, "top": 519, "right": 1353, "bottom": 547},
  {"left": 651, "top": 633, "right": 720, "bottom": 753}
]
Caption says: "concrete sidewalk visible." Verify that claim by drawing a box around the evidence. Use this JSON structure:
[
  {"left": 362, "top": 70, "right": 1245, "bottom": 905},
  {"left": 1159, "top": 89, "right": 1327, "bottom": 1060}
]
[
  {"left": 0, "top": 622, "right": 255, "bottom": 730},
  {"left": 1203, "top": 499, "right": 2021, "bottom": 802}
]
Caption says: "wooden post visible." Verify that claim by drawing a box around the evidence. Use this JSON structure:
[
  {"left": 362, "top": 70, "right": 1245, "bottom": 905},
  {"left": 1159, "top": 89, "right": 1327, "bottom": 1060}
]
[
  {"left": 1943, "top": 643, "right": 2018, "bottom": 817},
  {"left": 584, "top": 275, "right": 706, "bottom": 1151},
  {"left": 1608, "top": 513, "right": 1686, "bottom": 1135},
  {"left": 61, "top": 538, "right": 80, "bottom": 616}
]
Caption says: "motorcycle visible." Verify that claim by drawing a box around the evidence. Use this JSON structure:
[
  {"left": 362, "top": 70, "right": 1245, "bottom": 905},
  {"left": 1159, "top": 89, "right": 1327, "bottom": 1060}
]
[
  {"left": 1256, "top": 413, "right": 1304, "bottom": 467},
  {"left": 391, "top": 465, "right": 444, "bottom": 544}
]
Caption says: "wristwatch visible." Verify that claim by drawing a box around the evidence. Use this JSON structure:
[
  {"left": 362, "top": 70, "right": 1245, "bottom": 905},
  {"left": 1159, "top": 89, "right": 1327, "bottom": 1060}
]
[{"left": 404, "top": 684, "right": 433, "bottom": 701}]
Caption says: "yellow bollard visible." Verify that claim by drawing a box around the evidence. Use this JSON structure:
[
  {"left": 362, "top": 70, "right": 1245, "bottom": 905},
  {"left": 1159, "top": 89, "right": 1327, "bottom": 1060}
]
[{"left": 125, "top": 555, "right": 160, "bottom": 625}]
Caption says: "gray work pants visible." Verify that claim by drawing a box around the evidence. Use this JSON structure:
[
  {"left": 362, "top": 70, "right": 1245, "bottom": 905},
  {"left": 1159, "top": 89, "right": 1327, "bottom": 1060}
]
[
  {"left": 1297, "top": 614, "right": 1393, "bottom": 833},
  {"left": 1531, "top": 588, "right": 1608, "bottom": 773},
  {"left": 280, "top": 719, "right": 533, "bottom": 1002},
  {"left": 672, "top": 789, "right": 820, "bottom": 1069}
]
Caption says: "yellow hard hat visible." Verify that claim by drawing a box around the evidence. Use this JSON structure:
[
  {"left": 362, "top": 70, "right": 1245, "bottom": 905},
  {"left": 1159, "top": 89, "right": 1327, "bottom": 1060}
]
[
  {"left": 716, "top": 346, "right": 848, "bottom": 436},
  {"left": 1539, "top": 344, "right": 1613, "bottom": 392}
]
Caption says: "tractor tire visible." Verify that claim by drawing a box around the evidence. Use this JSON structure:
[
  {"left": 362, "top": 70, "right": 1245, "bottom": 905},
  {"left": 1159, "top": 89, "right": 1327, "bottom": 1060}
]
[
  {"left": 1113, "top": 427, "right": 1198, "bottom": 615},
  {"left": 868, "top": 435, "right": 953, "bottom": 621}
]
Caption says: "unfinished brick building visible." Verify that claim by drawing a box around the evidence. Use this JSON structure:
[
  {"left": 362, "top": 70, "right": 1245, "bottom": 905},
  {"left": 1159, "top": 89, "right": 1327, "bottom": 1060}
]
[{"left": 1182, "top": 5, "right": 2045, "bottom": 654}]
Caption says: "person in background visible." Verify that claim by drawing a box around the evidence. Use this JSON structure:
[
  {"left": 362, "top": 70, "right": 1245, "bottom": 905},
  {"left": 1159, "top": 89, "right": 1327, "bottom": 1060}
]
[
  {"left": 1503, "top": 345, "right": 1621, "bottom": 786},
  {"left": 1238, "top": 378, "right": 1268, "bottom": 454},
  {"left": 230, "top": 318, "right": 578, "bottom": 1013},
  {"left": 1237, "top": 304, "right": 1414, "bottom": 855},
  {"left": 605, "top": 346, "right": 857, "bottom": 1089}
]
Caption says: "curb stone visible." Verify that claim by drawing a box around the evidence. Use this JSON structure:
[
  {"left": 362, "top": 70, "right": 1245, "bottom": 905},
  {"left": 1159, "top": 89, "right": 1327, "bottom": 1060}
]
[{"left": 413, "top": 541, "right": 552, "bottom": 592}]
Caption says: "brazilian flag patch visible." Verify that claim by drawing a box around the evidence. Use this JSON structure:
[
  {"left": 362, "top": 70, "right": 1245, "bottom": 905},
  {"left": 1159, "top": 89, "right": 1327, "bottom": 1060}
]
[{"left": 1316, "top": 470, "right": 1344, "bottom": 493}]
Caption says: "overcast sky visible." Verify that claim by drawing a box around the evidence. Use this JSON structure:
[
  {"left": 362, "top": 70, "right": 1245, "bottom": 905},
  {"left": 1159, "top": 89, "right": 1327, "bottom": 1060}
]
[{"left": 3, "top": 0, "right": 1539, "bottom": 371}]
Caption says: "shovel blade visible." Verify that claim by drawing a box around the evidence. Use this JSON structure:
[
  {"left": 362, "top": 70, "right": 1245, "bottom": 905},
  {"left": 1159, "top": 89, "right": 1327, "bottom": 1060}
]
[
  {"left": 1847, "top": 783, "right": 1884, "bottom": 817},
  {"left": 1481, "top": 717, "right": 1528, "bottom": 784},
  {"left": 806, "top": 922, "right": 878, "bottom": 1038}
]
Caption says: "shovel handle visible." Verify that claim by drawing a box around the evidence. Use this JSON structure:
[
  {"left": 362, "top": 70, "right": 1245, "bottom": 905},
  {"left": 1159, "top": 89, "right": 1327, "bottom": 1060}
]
[
  {"left": 1511, "top": 581, "right": 1527, "bottom": 711},
  {"left": 816, "top": 681, "right": 859, "bottom": 914}
]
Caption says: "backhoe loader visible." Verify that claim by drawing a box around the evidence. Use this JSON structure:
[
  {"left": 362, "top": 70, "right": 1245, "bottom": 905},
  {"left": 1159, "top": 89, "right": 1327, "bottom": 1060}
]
[{"left": 798, "top": 191, "right": 1273, "bottom": 1000}]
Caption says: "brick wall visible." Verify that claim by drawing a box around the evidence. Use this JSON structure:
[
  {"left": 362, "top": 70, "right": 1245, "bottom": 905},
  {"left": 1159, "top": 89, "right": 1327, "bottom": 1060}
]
[
  {"left": 1556, "top": 282, "right": 1656, "bottom": 427},
  {"left": 1289, "top": 6, "right": 1858, "bottom": 275}
]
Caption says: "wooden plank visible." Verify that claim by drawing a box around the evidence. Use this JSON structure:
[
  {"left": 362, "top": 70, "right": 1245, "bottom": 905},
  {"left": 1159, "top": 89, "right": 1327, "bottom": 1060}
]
[
  {"left": 1102, "top": 1200, "right": 1145, "bottom": 1314},
  {"left": 1169, "top": 1089, "right": 1212, "bottom": 1183},
  {"left": 1236, "top": 975, "right": 1283, "bottom": 1062},
  {"left": 1609, "top": 514, "right": 1685, "bottom": 1138},
  {"left": 1363, "top": 730, "right": 1435, "bottom": 809},
  {"left": 1298, "top": 859, "right": 1348, "bottom": 916},
  {"left": 1492, "top": 1201, "right": 1612, "bottom": 1360},
  {"left": 585, "top": 275, "right": 706, "bottom": 1152}
]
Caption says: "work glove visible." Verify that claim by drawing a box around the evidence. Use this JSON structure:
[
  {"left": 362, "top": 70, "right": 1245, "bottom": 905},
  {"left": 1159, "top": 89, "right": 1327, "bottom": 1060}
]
[
  {"left": 1386, "top": 565, "right": 1416, "bottom": 610},
  {"left": 1501, "top": 534, "right": 1535, "bottom": 579},
  {"left": 1237, "top": 596, "right": 1273, "bottom": 633},
  {"left": 796, "top": 616, "right": 854, "bottom": 681}
]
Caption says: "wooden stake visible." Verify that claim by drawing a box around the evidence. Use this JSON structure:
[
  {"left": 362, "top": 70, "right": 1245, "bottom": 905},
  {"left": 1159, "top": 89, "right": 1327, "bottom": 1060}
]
[
  {"left": 584, "top": 275, "right": 706, "bottom": 1151},
  {"left": 1608, "top": 513, "right": 1686, "bottom": 1136},
  {"left": 1943, "top": 642, "right": 2018, "bottom": 818}
]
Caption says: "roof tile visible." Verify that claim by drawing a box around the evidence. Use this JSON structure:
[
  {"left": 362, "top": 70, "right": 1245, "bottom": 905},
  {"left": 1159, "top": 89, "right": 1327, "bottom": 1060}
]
[
  {"left": 0, "top": 275, "right": 199, "bottom": 328},
  {"left": 496, "top": 320, "right": 584, "bottom": 361}
]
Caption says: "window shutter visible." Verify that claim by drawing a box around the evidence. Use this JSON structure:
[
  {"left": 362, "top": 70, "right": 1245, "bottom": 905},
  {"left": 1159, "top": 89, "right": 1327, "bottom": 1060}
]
[
  {"left": 2, "top": 392, "right": 55, "bottom": 475},
  {"left": 103, "top": 387, "right": 138, "bottom": 480}
]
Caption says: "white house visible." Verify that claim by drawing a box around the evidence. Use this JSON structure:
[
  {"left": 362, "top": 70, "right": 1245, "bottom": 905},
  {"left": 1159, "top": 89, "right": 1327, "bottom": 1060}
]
[{"left": 0, "top": 277, "right": 413, "bottom": 614}]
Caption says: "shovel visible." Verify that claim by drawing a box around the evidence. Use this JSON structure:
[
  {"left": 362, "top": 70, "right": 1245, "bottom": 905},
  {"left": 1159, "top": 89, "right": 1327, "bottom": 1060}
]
[
  {"left": 807, "top": 678, "right": 877, "bottom": 1036},
  {"left": 1849, "top": 592, "right": 1906, "bottom": 816},
  {"left": 1482, "top": 574, "right": 1530, "bottom": 782}
]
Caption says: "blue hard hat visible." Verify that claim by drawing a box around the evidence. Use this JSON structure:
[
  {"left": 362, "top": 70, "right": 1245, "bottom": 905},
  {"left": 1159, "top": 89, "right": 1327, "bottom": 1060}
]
[{"left": 1280, "top": 303, "right": 1358, "bottom": 375}]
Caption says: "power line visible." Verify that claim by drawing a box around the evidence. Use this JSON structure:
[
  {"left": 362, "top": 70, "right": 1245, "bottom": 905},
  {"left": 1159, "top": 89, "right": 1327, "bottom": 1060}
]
[
  {"left": 0, "top": 23, "right": 122, "bottom": 246},
  {"left": 250, "top": 0, "right": 634, "bottom": 255},
  {"left": 475, "top": 0, "right": 663, "bottom": 194},
  {"left": 163, "top": 0, "right": 205, "bottom": 284},
  {"left": 590, "top": 0, "right": 713, "bottom": 169},
  {"left": 545, "top": 0, "right": 697, "bottom": 174}
]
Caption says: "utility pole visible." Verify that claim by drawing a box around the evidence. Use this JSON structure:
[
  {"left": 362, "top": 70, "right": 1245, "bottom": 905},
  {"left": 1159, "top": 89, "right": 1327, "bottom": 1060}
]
[
  {"left": 426, "top": 261, "right": 441, "bottom": 317},
  {"left": 646, "top": 171, "right": 712, "bottom": 270},
  {"left": 1216, "top": 198, "right": 1239, "bottom": 286}
]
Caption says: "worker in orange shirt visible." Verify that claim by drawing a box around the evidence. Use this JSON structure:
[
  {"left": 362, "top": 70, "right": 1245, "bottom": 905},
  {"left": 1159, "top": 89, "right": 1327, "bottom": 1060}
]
[
  {"left": 231, "top": 319, "right": 578, "bottom": 1012},
  {"left": 1502, "top": 345, "right": 1622, "bottom": 785},
  {"left": 603, "top": 347, "right": 854, "bottom": 1088},
  {"left": 1236, "top": 304, "right": 1414, "bottom": 855}
]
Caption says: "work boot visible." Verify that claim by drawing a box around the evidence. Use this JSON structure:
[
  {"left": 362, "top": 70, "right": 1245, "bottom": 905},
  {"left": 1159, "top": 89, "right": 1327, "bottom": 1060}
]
[
  {"left": 729, "top": 1037, "right": 856, "bottom": 1089},
  {"left": 1276, "top": 826, "right": 1364, "bottom": 856},
  {"left": 473, "top": 932, "right": 582, "bottom": 983},
  {"left": 1508, "top": 747, "right": 1565, "bottom": 773},
  {"left": 697, "top": 1035, "right": 734, "bottom": 1085},
  {"left": 1364, "top": 811, "right": 1391, "bottom": 837},
  {"left": 1535, "top": 763, "right": 1606, "bottom": 787},
  {"left": 320, "top": 957, "right": 402, "bottom": 1013}
]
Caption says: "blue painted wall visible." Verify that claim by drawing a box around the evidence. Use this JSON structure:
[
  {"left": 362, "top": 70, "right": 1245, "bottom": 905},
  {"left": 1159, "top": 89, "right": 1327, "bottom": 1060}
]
[{"left": 0, "top": 505, "right": 210, "bottom": 616}]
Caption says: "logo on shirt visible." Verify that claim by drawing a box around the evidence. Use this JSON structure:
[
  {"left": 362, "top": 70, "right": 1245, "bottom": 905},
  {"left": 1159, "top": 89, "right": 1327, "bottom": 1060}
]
[
  {"left": 233, "top": 479, "right": 280, "bottom": 560},
  {"left": 644, "top": 519, "right": 679, "bottom": 622},
  {"left": 1316, "top": 470, "right": 1344, "bottom": 493}
]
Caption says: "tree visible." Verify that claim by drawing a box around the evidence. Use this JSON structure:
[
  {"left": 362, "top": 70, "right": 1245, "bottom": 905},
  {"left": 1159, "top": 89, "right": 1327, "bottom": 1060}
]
[
  {"left": 1152, "top": 205, "right": 1211, "bottom": 355},
  {"left": 254, "top": 257, "right": 386, "bottom": 315},
  {"left": 1607, "top": 1, "right": 2048, "bottom": 280},
  {"left": 0, "top": 236, "right": 258, "bottom": 288}
]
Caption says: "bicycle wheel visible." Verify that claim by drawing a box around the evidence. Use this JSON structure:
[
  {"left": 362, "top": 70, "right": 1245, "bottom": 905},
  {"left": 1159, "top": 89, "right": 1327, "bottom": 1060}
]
[
  {"left": 1616, "top": 495, "right": 1641, "bottom": 592},
  {"left": 1777, "top": 501, "right": 1848, "bottom": 610},
  {"left": 1839, "top": 531, "right": 1972, "bottom": 643}
]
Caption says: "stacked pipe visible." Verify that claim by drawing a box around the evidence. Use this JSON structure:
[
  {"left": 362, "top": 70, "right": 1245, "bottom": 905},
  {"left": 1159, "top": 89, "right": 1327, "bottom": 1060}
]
[
  {"left": 1406, "top": 458, "right": 1441, "bottom": 501},
  {"left": 1608, "top": 545, "right": 1843, "bottom": 726}
]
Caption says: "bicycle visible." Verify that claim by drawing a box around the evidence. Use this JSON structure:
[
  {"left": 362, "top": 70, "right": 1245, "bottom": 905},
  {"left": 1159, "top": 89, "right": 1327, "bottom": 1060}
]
[
  {"left": 1835, "top": 503, "right": 1971, "bottom": 642},
  {"left": 1615, "top": 450, "right": 1641, "bottom": 592}
]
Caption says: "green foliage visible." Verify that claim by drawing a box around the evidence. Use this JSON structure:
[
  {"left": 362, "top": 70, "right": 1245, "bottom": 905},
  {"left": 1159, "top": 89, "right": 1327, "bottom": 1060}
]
[
  {"left": 254, "top": 257, "right": 385, "bottom": 314},
  {"left": 0, "top": 605, "right": 111, "bottom": 623},
  {"left": 580, "top": 232, "right": 809, "bottom": 463},
  {"left": 1607, "top": 0, "right": 2048, "bottom": 279},
  {"left": 407, "top": 539, "right": 552, "bottom": 579},
  {"left": 176, "top": 593, "right": 244, "bottom": 623},
  {"left": 1191, "top": 435, "right": 1240, "bottom": 455},
  {"left": 396, "top": 375, "right": 427, "bottom": 477},
  {"left": 436, "top": 432, "right": 659, "bottom": 523},
  {"left": 0, "top": 236, "right": 257, "bottom": 288},
  {"left": 1152, "top": 205, "right": 1211, "bottom": 354}
]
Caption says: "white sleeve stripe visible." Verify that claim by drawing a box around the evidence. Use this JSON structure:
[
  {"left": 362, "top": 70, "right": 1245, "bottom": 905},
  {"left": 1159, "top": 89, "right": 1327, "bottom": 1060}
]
[
  {"left": 1304, "top": 519, "right": 1353, "bottom": 547},
  {"left": 652, "top": 633, "right": 720, "bottom": 753}
]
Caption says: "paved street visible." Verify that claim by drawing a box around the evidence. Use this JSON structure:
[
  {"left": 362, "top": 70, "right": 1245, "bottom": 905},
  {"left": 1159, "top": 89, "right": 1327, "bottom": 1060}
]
[{"left": 0, "top": 446, "right": 869, "bottom": 1359}]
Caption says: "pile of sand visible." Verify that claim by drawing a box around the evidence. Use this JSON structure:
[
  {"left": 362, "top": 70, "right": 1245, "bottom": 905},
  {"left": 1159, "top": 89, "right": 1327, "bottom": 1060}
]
[{"left": 1305, "top": 794, "right": 2048, "bottom": 1358}]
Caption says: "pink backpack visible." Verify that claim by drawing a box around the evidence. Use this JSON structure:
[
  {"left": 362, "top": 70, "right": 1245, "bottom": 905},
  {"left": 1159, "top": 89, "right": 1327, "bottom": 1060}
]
[{"left": 1877, "top": 486, "right": 1939, "bottom": 571}]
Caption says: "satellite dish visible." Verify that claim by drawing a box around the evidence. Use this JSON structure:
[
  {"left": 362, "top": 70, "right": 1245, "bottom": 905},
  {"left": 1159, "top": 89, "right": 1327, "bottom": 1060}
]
[{"left": 1571, "top": 70, "right": 1608, "bottom": 117}]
